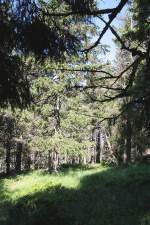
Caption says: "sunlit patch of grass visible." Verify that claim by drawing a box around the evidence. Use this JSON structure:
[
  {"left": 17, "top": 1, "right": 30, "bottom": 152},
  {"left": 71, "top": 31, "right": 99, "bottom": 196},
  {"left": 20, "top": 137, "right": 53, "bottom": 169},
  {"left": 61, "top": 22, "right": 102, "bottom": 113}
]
[
  {"left": 3, "top": 164, "right": 108, "bottom": 201},
  {"left": 0, "top": 163, "right": 150, "bottom": 225}
]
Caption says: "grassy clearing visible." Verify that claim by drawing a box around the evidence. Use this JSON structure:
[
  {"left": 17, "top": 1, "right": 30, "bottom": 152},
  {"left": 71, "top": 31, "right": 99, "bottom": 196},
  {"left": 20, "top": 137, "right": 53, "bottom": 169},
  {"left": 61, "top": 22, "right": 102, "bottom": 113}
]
[{"left": 0, "top": 164, "right": 150, "bottom": 225}]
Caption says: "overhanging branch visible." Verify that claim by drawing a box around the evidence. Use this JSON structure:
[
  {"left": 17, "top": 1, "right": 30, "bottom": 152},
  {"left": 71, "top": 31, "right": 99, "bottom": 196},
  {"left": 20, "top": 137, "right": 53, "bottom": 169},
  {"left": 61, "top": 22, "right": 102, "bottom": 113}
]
[
  {"left": 98, "top": 16, "right": 144, "bottom": 57},
  {"left": 83, "top": 0, "right": 129, "bottom": 52},
  {"left": 43, "top": 8, "right": 116, "bottom": 17}
]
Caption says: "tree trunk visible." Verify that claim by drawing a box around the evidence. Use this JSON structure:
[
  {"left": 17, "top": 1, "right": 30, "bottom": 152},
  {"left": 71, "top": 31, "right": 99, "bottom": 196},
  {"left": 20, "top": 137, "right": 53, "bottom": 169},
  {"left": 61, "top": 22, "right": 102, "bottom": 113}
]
[
  {"left": 48, "top": 151, "right": 58, "bottom": 173},
  {"left": 53, "top": 151, "right": 58, "bottom": 172},
  {"left": 96, "top": 130, "right": 101, "bottom": 163},
  {"left": 24, "top": 144, "right": 31, "bottom": 170},
  {"left": 15, "top": 141, "right": 23, "bottom": 173},
  {"left": 48, "top": 150, "right": 53, "bottom": 172},
  {"left": 24, "top": 156, "right": 31, "bottom": 170},
  {"left": 5, "top": 142, "right": 11, "bottom": 175},
  {"left": 126, "top": 117, "right": 132, "bottom": 163}
]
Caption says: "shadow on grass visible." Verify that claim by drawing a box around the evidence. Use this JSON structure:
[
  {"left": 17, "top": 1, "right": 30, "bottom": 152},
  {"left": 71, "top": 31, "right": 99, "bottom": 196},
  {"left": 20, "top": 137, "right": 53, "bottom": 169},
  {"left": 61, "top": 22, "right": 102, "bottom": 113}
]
[
  {"left": 58, "top": 163, "right": 100, "bottom": 175},
  {"left": 0, "top": 179, "right": 11, "bottom": 224},
  {"left": 0, "top": 165, "right": 150, "bottom": 225}
]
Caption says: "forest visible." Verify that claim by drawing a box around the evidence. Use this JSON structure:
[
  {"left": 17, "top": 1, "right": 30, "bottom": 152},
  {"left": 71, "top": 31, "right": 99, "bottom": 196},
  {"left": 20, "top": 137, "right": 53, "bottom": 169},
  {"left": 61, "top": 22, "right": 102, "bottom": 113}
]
[{"left": 0, "top": 0, "right": 150, "bottom": 225}]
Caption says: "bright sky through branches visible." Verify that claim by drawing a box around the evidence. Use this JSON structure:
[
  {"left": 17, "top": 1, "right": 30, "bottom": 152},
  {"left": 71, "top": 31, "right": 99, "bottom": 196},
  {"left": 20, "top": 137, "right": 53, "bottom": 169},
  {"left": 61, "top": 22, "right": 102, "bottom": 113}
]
[{"left": 97, "top": 0, "right": 128, "bottom": 62}]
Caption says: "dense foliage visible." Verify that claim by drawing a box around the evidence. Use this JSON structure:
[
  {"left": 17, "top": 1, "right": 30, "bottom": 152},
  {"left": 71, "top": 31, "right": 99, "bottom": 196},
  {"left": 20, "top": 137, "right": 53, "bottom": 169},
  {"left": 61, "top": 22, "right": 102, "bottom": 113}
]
[{"left": 0, "top": 0, "right": 150, "bottom": 173}]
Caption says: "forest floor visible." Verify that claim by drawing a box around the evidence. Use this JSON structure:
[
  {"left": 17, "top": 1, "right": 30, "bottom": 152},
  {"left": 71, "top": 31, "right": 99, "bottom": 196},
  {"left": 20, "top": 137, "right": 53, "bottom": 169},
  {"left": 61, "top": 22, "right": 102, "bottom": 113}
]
[{"left": 0, "top": 164, "right": 150, "bottom": 225}]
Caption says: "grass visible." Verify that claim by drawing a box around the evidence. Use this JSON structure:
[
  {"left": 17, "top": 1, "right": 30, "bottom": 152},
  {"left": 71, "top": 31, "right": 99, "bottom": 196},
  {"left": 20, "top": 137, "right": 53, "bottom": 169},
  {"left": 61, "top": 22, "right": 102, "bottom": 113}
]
[{"left": 0, "top": 164, "right": 150, "bottom": 225}]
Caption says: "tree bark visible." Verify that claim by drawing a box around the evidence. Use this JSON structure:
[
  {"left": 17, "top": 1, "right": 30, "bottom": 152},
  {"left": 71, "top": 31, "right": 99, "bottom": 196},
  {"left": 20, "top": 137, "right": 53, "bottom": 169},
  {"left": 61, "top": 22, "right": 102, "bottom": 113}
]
[
  {"left": 126, "top": 116, "right": 132, "bottom": 163},
  {"left": 15, "top": 141, "right": 23, "bottom": 173},
  {"left": 96, "top": 130, "right": 101, "bottom": 163},
  {"left": 5, "top": 142, "right": 11, "bottom": 175},
  {"left": 48, "top": 150, "right": 53, "bottom": 172}
]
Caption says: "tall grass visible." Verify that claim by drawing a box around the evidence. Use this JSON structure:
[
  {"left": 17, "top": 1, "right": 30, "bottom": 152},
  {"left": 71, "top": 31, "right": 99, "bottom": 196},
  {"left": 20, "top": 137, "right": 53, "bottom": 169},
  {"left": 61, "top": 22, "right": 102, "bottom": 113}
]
[{"left": 0, "top": 164, "right": 150, "bottom": 225}]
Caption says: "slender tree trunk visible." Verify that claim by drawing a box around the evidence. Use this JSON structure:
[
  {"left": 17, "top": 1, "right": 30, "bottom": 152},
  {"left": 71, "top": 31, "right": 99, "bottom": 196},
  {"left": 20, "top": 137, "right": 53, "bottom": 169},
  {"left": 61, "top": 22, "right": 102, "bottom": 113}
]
[
  {"left": 24, "top": 144, "right": 31, "bottom": 170},
  {"left": 53, "top": 94, "right": 61, "bottom": 171},
  {"left": 48, "top": 150, "right": 52, "bottom": 172},
  {"left": 5, "top": 142, "right": 11, "bottom": 175},
  {"left": 48, "top": 151, "right": 59, "bottom": 173},
  {"left": 64, "top": 154, "right": 67, "bottom": 164},
  {"left": 72, "top": 156, "right": 76, "bottom": 165},
  {"left": 52, "top": 151, "right": 58, "bottom": 172},
  {"left": 79, "top": 155, "right": 82, "bottom": 164},
  {"left": 15, "top": 141, "right": 23, "bottom": 173},
  {"left": 96, "top": 130, "right": 101, "bottom": 163},
  {"left": 83, "top": 156, "right": 87, "bottom": 165},
  {"left": 126, "top": 117, "right": 132, "bottom": 163},
  {"left": 24, "top": 156, "right": 31, "bottom": 170}
]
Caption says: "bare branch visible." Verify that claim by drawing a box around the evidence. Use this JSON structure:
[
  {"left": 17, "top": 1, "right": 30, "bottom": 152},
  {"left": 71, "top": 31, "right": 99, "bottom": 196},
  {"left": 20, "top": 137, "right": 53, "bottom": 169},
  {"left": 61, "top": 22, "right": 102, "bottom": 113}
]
[
  {"left": 83, "top": 0, "right": 129, "bottom": 52},
  {"left": 43, "top": 8, "right": 116, "bottom": 17},
  {"left": 72, "top": 84, "right": 124, "bottom": 91},
  {"left": 29, "top": 67, "right": 115, "bottom": 78},
  {"left": 98, "top": 16, "right": 144, "bottom": 57},
  {"left": 110, "top": 56, "right": 143, "bottom": 87}
]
